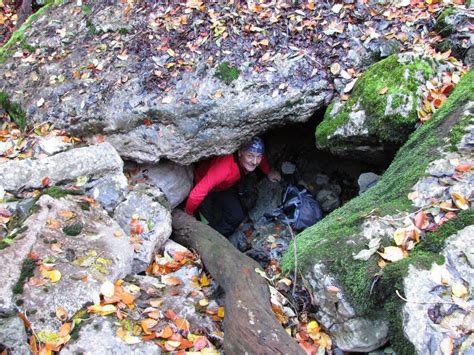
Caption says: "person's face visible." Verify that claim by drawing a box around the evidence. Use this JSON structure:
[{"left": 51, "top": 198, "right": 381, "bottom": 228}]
[{"left": 238, "top": 150, "right": 263, "bottom": 172}]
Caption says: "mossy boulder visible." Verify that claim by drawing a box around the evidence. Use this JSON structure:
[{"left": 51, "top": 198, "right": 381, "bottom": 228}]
[
  {"left": 315, "top": 53, "right": 438, "bottom": 163},
  {"left": 282, "top": 69, "right": 473, "bottom": 352}
]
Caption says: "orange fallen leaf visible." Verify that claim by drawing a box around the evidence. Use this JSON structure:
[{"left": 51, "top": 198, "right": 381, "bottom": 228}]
[
  {"left": 58, "top": 210, "right": 75, "bottom": 219},
  {"left": 59, "top": 322, "right": 72, "bottom": 337},
  {"left": 42, "top": 177, "right": 50, "bottom": 187},
  {"left": 165, "top": 309, "right": 178, "bottom": 321},
  {"left": 163, "top": 276, "right": 182, "bottom": 286},
  {"left": 156, "top": 325, "right": 174, "bottom": 339},
  {"left": 451, "top": 192, "right": 469, "bottom": 210},
  {"left": 141, "top": 318, "right": 158, "bottom": 335},
  {"left": 175, "top": 318, "right": 190, "bottom": 331},
  {"left": 455, "top": 164, "right": 471, "bottom": 172}
]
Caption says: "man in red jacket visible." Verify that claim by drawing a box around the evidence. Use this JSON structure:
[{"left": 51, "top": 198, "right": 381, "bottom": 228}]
[{"left": 185, "top": 137, "right": 281, "bottom": 237}]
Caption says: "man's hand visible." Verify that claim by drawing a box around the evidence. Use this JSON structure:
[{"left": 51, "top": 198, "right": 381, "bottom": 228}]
[{"left": 267, "top": 170, "right": 281, "bottom": 182}]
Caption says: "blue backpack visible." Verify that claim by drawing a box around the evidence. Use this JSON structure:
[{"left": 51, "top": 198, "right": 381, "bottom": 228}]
[{"left": 267, "top": 185, "right": 323, "bottom": 231}]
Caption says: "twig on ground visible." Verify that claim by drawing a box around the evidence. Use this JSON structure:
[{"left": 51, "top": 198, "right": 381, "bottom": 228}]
[{"left": 287, "top": 225, "right": 298, "bottom": 298}]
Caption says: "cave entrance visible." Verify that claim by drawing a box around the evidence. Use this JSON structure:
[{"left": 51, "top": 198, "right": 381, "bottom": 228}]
[{"left": 230, "top": 108, "right": 391, "bottom": 267}]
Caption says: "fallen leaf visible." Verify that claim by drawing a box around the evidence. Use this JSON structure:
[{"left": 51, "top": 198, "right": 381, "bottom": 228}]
[
  {"left": 378, "top": 86, "right": 389, "bottom": 95},
  {"left": 48, "top": 270, "right": 62, "bottom": 283},
  {"left": 56, "top": 307, "right": 68, "bottom": 321},
  {"left": 218, "top": 306, "right": 225, "bottom": 318},
  {"left": 378, "top": 246, "right": 405, "bottom": 262},
  {"left": 157, "top": 325, "right": 173, "bottom": 339},
  {"left": 455, "top": 164, "right": 471, "bottom": 172},
  {"left": 451, "top": 192, "right": 469, "bottom": 210},
  {"left": 42, "top": 177, "right": 50, "bottom": 187},
  {"left": 165, "top": 309, "right": 178, "bottom": 321},
  {"left": 193, "top": 336, "right": 209, "bottom": 351},
  {"left": 162, "top": 276, "right": 182, "bottom": 286},
  {"left": 439, "top": 336, "right": 454, "bottom": 355},
  {"left": 141, "top": 318, "right": 158, "bottom": 335},
  {"left": 451, "top": 282, "right": 468, "bottom": 298},
  {"left": 100, "top": 281, "right": 115, "bottom": 298},
  {"left": 176, "top": 318, "right": 190, "bottom": 331}
]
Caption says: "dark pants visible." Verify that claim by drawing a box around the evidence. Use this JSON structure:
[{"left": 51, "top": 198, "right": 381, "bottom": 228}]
[{"left": 198, "top": 186, "right": 245, "bottom": 237}]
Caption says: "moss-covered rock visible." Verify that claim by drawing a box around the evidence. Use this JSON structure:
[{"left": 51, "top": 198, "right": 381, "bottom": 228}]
[
  {"left": 316, "top": 53, "right": 437, "bottom": 162},
  {"left": 282, "top": 69, "right": 473, "bottom": 352}
]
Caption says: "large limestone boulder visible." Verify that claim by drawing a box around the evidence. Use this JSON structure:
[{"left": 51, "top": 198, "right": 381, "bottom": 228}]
[
  {"left": 0, "top": 1, "right": 332, "bottom": 164},
  {"left": 0, "top": 194, "right": 134, "bottom": 336},
  {"left": 315, "top": 53, "right": 449, "bottom": 163},
  {"left": 282, "top": 69, "right": 473, "bottom": 352},
  {"left": 0, "top": 142, "right": 125, "bottom": 193}
]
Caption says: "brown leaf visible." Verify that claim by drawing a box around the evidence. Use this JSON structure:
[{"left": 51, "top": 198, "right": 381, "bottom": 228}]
[
  {"left": 163, "top": 276, "right": 182, "bottom": 286},
  {"left": 378, "top": 246, "right": 405, "bottom": 262},
  {"left": 165, "top": 309, "right": 178, "bottom": 321}
]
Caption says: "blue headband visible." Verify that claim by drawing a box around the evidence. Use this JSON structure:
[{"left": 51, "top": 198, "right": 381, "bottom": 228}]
[{"left": 241, "top": 137, "right": 265, "bottom": 154}]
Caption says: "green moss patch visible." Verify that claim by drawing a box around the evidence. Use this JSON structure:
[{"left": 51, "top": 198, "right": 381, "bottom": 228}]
[
  {"left": 316, "top": 54, "right": 434, "bottom": 148},
  {"left": 0, "top": 91, "right": 27, "bottom": 131},
  {"left": 282, "top": 69, "right": 473, "bottom": 351},
  {"left": 434, "top": 7, "right": 456, "bottom": 37},
  {"left": 215, "top": 62, "right": 240, "bottom": 84},
  {"left": 43, "top": 186, "right": 84, "bottom": 198},
  {"left": 12, "top": 258, "right": 37, "bottom": 295},
  {"left": 63, "top": 222, "right": 83, "bottom": 236}
]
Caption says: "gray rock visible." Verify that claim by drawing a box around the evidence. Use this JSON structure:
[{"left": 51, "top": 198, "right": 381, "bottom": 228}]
[
  {"left": 403, "top": 225, "right": 474, "bottom": 353},
  {"left": 316, "top": 189, "right": 340, "bottom": 212},
  {"left": 16, "top": 198, "right": 37, "bottom": 219},
  {"left": 281, "top": 161, "right": 296, "bottom": 175},
  {"left": 37, "top": 135, "right": 71, "bottom": 156},
  {"left": 305, "top": 263, "right": 389, "bottom": 351},
  {"left": 331, "top": 318, "right": 389, "bottom": 352},
  {"left": 18, "top": 195, "right": 134, "bottom": 334},
  {"left": 0, "top": 315, "right": 31, "bottom": 354},
  {"left": 114, "top": 184, "right": 172, "bottom": 273},
  {"left": 249, "top": 179, "right": 283, "bottom": 223},
  {"left": 378, "top": 40, "right": 400, "bottom": 58},
  {"left": 85, "top": 174, "right": 128, "bottom": 213},
  {"left": 0, "top": 143, "right": 124, "bottom": 193},
  {"left": 126, "top": 161, "right": 193, "bottom": 208},
  {"left": 358, "top": 172, "right": 380, "bottom": 195},
  {"left": 61, "top": 317, "right": 160, "bottom": 355}
]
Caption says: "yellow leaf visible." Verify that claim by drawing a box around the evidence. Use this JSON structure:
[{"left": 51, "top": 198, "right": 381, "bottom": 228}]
[
  {"left": 307, "top": 320, "right": 320, "bottom": 334},
  {"left": 218, "top": 306, "right": 225, "bottom": 318},
  {"left": 393, "top": 228, "right": 406, "bottom": 246},
  {"left": 199, "top": 298, "right": 209, "bottom": 307},
  {"left": 259, "top": 38, "right": 269, "bottom": 46},
  {"left": 100, "top": 281, "right": 115, "bottom": 298},
  {"left": 318, "top": 332, "right": 332, "bottom": 349},
  {"left": 378, "top": 86, "right": 388, "bottom": 95},
  {"left": 100, "top": 304, "right": 117, "bottom": 315},
  {"left": 123, "top": 334, "right": 141, "bottom": 344},
  {"left": 49, "top": 270, "right": 62, "bottom": 283},
  {"left": 451, "top": 192, "right": 469, "bottom": 210},
  {"left": 451, "top": 283, "right": 468, "bottom": 298},
  {"left": 167, "top": 48, "right": 175, "bottom": 57},
  {"left": 200, "top": 274, "right": 210, "bottom": 287},
  {"left": 378, "top": 246, "right": 405, "bottom": 262}
]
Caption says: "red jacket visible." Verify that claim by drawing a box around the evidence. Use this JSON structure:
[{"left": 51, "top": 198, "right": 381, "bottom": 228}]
[{"left": 185, "top": 154, "right": 271, "bottom": 215}]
